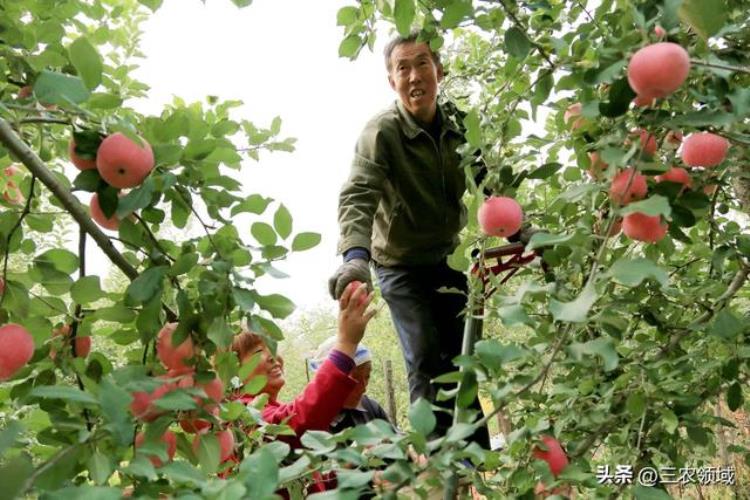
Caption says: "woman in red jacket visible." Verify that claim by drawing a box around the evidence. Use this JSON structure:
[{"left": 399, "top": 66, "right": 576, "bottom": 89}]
[{"left": 229, "top": 282, "right": 375, "bottom": 492}]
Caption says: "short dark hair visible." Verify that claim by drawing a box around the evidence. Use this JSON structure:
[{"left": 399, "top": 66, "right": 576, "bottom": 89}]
[{"left": 383, "top": 31, "right": 442, "bottom": 72}]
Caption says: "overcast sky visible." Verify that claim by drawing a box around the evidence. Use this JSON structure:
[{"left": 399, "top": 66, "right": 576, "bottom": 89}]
[{"left": 126, "top": 0, "right": 395, "bottom": 316}]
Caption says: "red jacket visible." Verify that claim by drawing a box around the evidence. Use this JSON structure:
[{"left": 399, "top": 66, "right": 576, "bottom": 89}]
[{"left": 233, "top": 358, "right": 357, "bottom": 492}]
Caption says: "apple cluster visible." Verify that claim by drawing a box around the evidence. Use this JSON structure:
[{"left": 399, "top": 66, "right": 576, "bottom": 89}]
[
  {"left": 69, "top": 132, "right": 155, "bottom": 231},
  {"left": 566, "top": 38, "right": 730, "bottom": 244},
  {"left": 128, "top": 322, "right": 234, "bottom": 467}
]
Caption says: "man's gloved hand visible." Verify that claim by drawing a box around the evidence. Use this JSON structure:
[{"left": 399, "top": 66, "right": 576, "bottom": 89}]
[
  {"left": 328, "top": 258, "right": 372, "bottom": 300},
  {"left": 508, "top": 225, "right": 540, "bottom": 245}
]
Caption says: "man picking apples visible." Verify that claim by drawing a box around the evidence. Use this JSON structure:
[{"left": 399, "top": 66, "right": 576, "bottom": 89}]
[{"left": 329, "top": 32, "right": 501, "bottom": 447}]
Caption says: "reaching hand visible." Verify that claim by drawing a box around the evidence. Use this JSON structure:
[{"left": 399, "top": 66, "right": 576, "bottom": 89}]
[
  {"left": 328, "top": 258, "right": 372, "bottom": 300},
  {"left": 336, "top": 281, "right": 376, "bottom": 357}
]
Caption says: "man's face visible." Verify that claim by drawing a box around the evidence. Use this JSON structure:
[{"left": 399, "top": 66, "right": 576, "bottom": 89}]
[{"left": 388, "top": 42, "right": 443, "bottom": 124}]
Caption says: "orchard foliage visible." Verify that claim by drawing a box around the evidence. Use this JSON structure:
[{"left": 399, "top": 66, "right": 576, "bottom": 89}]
[{"left": 336, "top": 0, "right": 750, "bottom": 497}]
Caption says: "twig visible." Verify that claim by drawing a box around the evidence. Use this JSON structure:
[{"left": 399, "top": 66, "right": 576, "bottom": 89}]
[
  {"left": 497, "top": 0, "right": 555, "bottom": 67},
  {"left": 71, "top": 227, "right": 93, "bottom": 431},
  {"left": 660, "top": 261, "right": 750, "bottom": 354},
  {"left": 690, "top": 59, "right": 750, "bottom": 76},
  {"left": 132, "top": 212, "right": 176, "bottom": 263},
  {"left": 17, "top": 117, "right": 71, "bottom": 126},
  {"left": 0, "top": 176, "right": 36, "bottom": 308},
  {"left": 175, "top": 188, "right": 223, "bottom": 258}
]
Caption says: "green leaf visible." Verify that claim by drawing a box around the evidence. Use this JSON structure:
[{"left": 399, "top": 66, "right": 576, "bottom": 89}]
[
  {"left": 33, "top": 70, "right": 90, "bottom": 105},
  {"left": 504, "top": 27, "right": 531, "bottom": 59},
  {"left": 159, "top": 461, "right": 206, "bottom": 487},
  {"left": 441, "top": 0, "right": 473, "bottom": 29},
  {"left": 339, "top": 35, "right": 362, "bottom": 59},
  {"left": 72, "top": 169, "right": 102, "bottom": 192},
  {"left": 208, "top": 317, "right": 234, "bottom": 348},
  {"left": 531, "top": 71, "right": 553, "bottom": 105},
  {"left": 231, "top": 0, "right": 253, "bottom": 7},
  {"left": 727, "top": 383, "right": 743, "bottom": 412},
  {"left": 599, "top": 77, "right": 636, "bottom": 118},
  {"left": 527, "top": 162, "right": 562, "bottom": 180},
  {"left": 568, "top": 337, "right": 619, "bottom": 371},
  {"left": 291, "top": 232, "right": 321, "bottom": 251},
  {"left": 0, "top": 455, "right": 33, "bottom": 500},
  {"left": 194, "top": 434, "right": 220, "bottom": 474},
  {"left": 463, "top": 109, "right": 481, "bottom": 149},
  {"left": 232, "top": 287, "right": 255, "bottom": 313},
  {"left": 243, "top": 373, "right": 268, "bottom": 395},
  {"left": 394, "top": 0, "right": 416, "bottom": 36},
  {"left": 273, "top": 205, "right": 292, "bottom": 239},
  {"left": 117, "top": 178, "right": 155, "bottom": 218},
  {"left": 686, "top": 426, "right": 709, "bottom": 446},
  {"left": 87, "top": 451, "right": 114, "bottom": 485},
  {"left": 526, "top": 231, "right": 575, "bottom": 251},
  {"left": 251, "top": 222, "right": 277, "bottom": 246},
  {"left": 231, "top": 194, "right": 272, "bottom": 216},
  {"left": 607, "top": 258, "right": 669, "bottom": 288},
  {"left": 68, "top": 37, "right": 103, "bottom": 90},
  {"left": 169, "top": 252, "right": 199, "bottom": 277},
  {"left": 300, "top": 431, "right": 336, "bottom": 454},
  {"left": 255, "top": 293, "right": 295, "bottom": 319},
  {"left": 35, "top": 249, "right": 79, "bottom": 274},
  {"left": 30, "top": 385, "right": 98, "bottom": 405},
  {"left": 408, "top": 398, "right": 436, "bottom": 436},
  {"left": 337, "top": 6, "right": 359, "bottom": 26},
  {"left": 126, "top": 266, "right": 167, "bottom": 304},
  {"left": 138, "top": 0, "right": 164, "bottom": 11},
  {"left": 633, "top": 485, "right": 673, "bottom": 500},
  {"left": 710, "top": 310, "right": 744, "bottom": 340},
  {"left": 88, "top": 93, "right": 123, "bottom": 109},
  {"left": 660, "top": 409, "right": 679, "bottom": 434},
  {"left": 626, "top": 392, "right": 646, "bottom": 417},
  {"left": 71, "top": 275, "right": 106, "bottom": 304},
  {"left": 620, "top": 195, "right": 672, "bottom": 218},
  {"left": 550, "top": 284, "right": 597, "bottom": 323},
  {"left": 154, "top": 390, "right": 198, "bottom": 411},
  {"left": 0, "top": 421, "right": 23, "bottom": 457},
  {"left": 98, "top": 378, "right": 134, "bottom": 446},
  {"left": 475, "top": 340, "right": 525, "bottom": 369},
  {"left": 679, "top": 0, "right": 727, "bottom": 39},
  {"left": 337, "top": 469, "right": 375, "bottom": 489},
  {"left": 242, "top": 448, "right": 279, "bottom": 498}
]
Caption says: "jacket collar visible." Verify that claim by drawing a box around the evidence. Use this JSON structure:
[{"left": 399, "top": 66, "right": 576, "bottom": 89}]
[{"left": 395, "top": 99, "right": 461, "bottom": 140}]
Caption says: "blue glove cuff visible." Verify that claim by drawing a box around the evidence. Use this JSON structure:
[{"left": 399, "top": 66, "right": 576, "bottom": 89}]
[{"left": 343, "top": 247, "right": 370, "bottom": 262}]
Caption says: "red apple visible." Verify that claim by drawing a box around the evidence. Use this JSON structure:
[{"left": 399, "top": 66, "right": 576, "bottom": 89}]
[
  {"left": 157, "top": 323, "right": 195, "bottom": 372},
  {"left": 68, "top": 139, "right": 98, "bottom": 170},
  {"left": 627, "top": 42, "right": 690, "bottom": 99},
  {"left": 609, "top": 169, "right": 648, "bottom": 205},
  {"left": 622, "top": 212, "right": 668, "bottom": 243},
  {"left": 0, "top": 323, "right": 35, "bottom": 381},
  {"left": 681, "top": 132, "right": 729, "bottom": 167},
  {"left": 478, "top": 196, "right": 523, "bottom": 237},
  {"left": 532, "top": 435, "right": 569, "bottom": 477},
  {"left": 135, "top": 430, "right": 177, "bottom": 467},
  {"left": 656, "top": 167, "right": 692, "bottom": 191},
  {"left": 563, "top": 102, "right": 586, "bottom": 130},
  {"left": 50, "top": 324, "right": 91, "bottom": 359},
  {"left": 96, "top": 133, "right": 154, "bottom": 189},
  {"left": 192, "top": 429, "right": 235, "bottom": 463},
  {"left": 89, "top": 193, "right": 120, "bottom": 231}
]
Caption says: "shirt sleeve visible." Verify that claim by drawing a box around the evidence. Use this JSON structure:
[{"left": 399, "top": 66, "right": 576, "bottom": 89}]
[
  {"left": 337, "top": 122, "right": 391, "bottom": 255},
  {"left": 261, "top": 358, "right": 357, "bottom": 436}
]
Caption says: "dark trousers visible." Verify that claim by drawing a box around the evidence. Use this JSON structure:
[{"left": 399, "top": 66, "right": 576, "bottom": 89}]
[{"left": 374, "top": 260, "right": 490, "bottom": 448}]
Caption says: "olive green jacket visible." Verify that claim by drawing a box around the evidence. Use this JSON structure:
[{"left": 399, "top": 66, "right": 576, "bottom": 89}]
[{"left": 337, "top": 100, "right": 468, "bottom": 266}]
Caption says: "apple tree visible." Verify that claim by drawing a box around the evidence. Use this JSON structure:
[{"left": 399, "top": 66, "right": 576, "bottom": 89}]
[{"left": 335, "top": 0, "right": 750, "bottom": 497}]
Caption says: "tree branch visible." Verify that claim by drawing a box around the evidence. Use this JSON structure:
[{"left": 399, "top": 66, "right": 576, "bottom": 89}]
[
  {"left": 0, "top": 117, "right": 139, "bottom": 281},
  {"left": 690, "top": 59, "right": 750, "bottom": 76}
]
